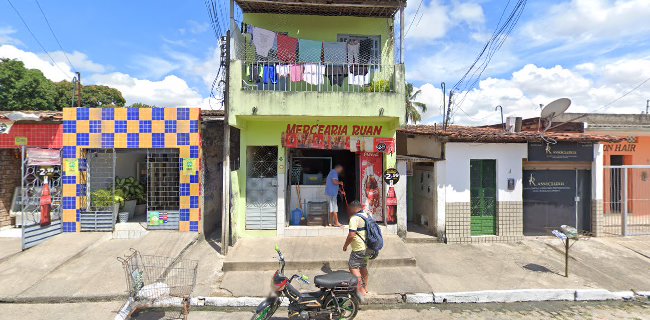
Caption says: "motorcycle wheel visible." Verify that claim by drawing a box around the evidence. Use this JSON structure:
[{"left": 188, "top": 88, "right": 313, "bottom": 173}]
[
  {"left": 324, "top": 294, "right": 359, "bottom": 320},
  {"left": 251, "top": 297, "right": 280, "bottom": 320}
]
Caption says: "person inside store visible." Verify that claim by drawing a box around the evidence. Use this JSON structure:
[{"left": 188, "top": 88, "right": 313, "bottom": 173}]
[
  {"left": 343, "top": 200, "right": 370, "bottom": 299},
  {"left": 325, "top": 164, "right": 344, "bottom": 227}
]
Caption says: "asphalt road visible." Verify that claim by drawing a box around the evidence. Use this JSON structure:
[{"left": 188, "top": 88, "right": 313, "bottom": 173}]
[{"left": 130, "top": 300, "right": 650, "bottom": 320}]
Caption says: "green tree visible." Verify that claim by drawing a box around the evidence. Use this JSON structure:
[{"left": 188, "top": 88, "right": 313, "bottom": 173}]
[
  {"left": 53, "top": 81, "right": 126, "bottom": 109},
  {"left": 0, "top": 59, "right": 56, "bottom": 111},
  {"left": 405, "top": 82, "right": 427, "bottom": 124},
  {"left": 128, "top": 102, "right": 158, "bottom": 108}
]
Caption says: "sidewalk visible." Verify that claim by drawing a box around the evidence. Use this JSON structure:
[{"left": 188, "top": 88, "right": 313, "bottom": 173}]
[{"left": 0, "top": 231, "right": 197, "bottom": 302}]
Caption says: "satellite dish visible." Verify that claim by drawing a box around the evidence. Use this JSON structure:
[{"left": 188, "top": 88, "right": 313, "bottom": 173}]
[
  {"left": 541, "top": 98, "right": 571, "bottom": 120},
  {"left": 540, "top": 98, "right": 571, "bottom": 131}
]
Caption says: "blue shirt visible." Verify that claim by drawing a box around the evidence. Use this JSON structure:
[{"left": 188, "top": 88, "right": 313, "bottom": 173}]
[{"left": 325, "top": 169, "right": 339, "bottom": 197}]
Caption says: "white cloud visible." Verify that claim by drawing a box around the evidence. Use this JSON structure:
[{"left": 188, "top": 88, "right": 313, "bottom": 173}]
[
  {"left": 522, "top": 0, "right": 650, "bottom": 48},
  {"left": 48, "top": 50, "right": 107, "bottom": 73},
  {"left": 0, "top": 44, "right": 73, "bottom": 81},
  {"left": 131, "top": 55, "right": 180, "bottom": 79},
  {"left": 416, "top": 59, "right": 650, "bottom": 125},
  {"left": 405, "top": 1, "right": 486, "bottom": 42},
  {"left": 89, "top": 72, "right": 217, "bottom": 109},
  {"left": 0, "top": 26, "right": 22, "bottom": 46}
]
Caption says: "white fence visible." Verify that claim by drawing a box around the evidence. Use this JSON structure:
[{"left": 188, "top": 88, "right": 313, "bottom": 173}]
[{"left": 603, "top": 166, "right": 650, "bottom": 236}]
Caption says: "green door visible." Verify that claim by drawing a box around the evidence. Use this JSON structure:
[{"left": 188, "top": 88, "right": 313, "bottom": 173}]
[{"left": 470, "top": 160, "right": 497, "bottom": 235}]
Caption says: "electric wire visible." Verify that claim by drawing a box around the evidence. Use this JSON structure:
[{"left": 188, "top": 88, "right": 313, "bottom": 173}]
[
  {"left": 34, "top": 0, "right": 76, "bottom": 72},
  {"left": 404, "top": 0, "right": 424, "bottom": 38},
  {"left": 6, "top": 0, "right": 71, "bottom": 79}
]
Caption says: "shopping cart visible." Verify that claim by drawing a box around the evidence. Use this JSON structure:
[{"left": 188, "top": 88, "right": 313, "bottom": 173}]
[{"left": 118, "top": 249, "right": 198, "bottom": 320}]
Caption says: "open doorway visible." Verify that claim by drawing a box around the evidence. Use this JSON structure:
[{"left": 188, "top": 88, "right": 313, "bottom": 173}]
[
  {"left": 86, "top": 149, "right": 180, "bottom": 230},
  {"left": 287, "top": 149, "right": 357, "bottom": 226}
]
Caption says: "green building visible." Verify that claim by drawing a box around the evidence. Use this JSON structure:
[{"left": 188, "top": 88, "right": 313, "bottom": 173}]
[{"left": 227, "top": 0, "right": 407, "bottom": 239}]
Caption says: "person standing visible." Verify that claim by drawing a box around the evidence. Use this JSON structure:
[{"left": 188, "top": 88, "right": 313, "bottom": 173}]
[
  {"left": 325, "top": 164, "right": 344, "bottom": 227},
  {"left": 343, "top": 200, "right": 369, "bottom": 298}
]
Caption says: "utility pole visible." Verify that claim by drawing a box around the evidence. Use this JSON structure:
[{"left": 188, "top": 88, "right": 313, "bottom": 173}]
[
  {"left": 440, "top": 82, "right": 446, "bottom": 128},
  {"left": 221, "top": 0, "right": 233, "bottom": 255},
  {"left": 76, "top": 72, "right": 82, "bottom": 108},
  {"left": 444, "top": 91, "right": 454, "bottom": 129}
]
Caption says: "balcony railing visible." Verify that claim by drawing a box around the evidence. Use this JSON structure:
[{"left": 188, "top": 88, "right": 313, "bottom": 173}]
[{"left": 241, "top": 62, "right": 395, "bottom": 93}]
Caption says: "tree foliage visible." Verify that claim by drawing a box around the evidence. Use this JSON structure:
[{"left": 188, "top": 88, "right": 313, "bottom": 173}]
[
  {"left": 0, "top": 59, "right": 56, "bottom": 111},
  {"left": 405, "top": 82, "right": 427, "bottom": 124},
  {"left": 1, "top": 58, "right": 130, "bottom": 111}
]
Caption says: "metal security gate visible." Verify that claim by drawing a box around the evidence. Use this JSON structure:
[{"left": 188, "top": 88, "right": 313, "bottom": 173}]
[
  {"left": 146, "top": 149, "right": 180, "bottom": 230},
  {"left": 20, "top": 147, "right": 63, "bottom": 250},
  {"left": 246, "top": 146, "right": 278, "bottom": 230},
  {"left": 603, "top": 165, "right": 650, "bottom": 236},
  {"left": 83, "top": 149, "right": 116, "bottom": 231}
]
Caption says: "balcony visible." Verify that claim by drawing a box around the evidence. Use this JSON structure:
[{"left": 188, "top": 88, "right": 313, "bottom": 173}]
[{"left": 228, "top": 60, "right": 405, "bottom": 125}]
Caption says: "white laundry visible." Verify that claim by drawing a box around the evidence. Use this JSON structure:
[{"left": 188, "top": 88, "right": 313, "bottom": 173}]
[
  {"left": 276, "top": 65, "right": 291, "bottom": 77},
  {"left": 302, "top": 64, "right": 325, "bottom": 85}
]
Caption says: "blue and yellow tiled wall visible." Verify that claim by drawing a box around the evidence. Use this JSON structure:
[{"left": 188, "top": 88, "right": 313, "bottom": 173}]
[{"left": 61, "top": 107, "right": 202, "bottom": 232}]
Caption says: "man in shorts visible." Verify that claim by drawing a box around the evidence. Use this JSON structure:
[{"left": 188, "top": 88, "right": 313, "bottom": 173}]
[
  {"left": 343, "top": 200, "right": 369, "bottom": 297},
  {"left": 325, "top": 164, "right": 344, "bottom": 227}
]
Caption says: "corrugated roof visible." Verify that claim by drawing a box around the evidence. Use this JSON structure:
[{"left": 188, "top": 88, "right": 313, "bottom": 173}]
[
  {"left": 235, "top": 0, "right": 405, "bottom": 17},
  {"left": 399, "top": 124, "right": 623, "bottom": 143},
  {"left": 0, "top": 111, "right": 62, "bottom": 121}
]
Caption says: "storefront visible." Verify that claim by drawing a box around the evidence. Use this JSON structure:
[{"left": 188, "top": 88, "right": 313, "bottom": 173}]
[
  {"left": 0, "top": 113, "right": 63, "bottom": 249},
  {"left": 61, "top": 107, "right": 202, "bottom": 233},
  {"left": 522, "top": 142, "right": 597, "bottom": 235},
  {"left": 233, "top": 117, "right": 400, "bottom": 238}
]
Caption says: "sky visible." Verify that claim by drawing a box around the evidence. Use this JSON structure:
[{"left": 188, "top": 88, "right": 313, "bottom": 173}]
[{"left": 1, "top": 0, "right": 650, "bottom": 125}]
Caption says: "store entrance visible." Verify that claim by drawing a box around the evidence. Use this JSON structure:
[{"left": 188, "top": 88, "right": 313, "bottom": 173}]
[{"left": 287, "top": 149, "right": 357, "bottom": 226}]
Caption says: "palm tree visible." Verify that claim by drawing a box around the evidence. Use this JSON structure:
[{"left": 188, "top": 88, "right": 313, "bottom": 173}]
[{"left": 405, "top": 82, "right": 427, "bottom": 124}]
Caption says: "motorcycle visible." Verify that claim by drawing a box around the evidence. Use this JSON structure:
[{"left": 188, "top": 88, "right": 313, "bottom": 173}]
[{"left": 251, "top": 245, "right": 360, "bottom": 320}]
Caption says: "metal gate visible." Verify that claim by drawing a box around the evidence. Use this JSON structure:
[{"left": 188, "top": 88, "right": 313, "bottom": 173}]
[
  {"left": 146, "top": 149, "right": 180, "bottom": 230},
  {"left": 20, "top": 147, "right": 63, "bottom": 250},
  {"left": 603, "top": 165, "right": 650, "bottom": 235},
  {"left": 246, "top": 146, "right": 278, "bottom": 230},
  {"left": 82, "top": 149, "right": 116, "bottom": 231}
]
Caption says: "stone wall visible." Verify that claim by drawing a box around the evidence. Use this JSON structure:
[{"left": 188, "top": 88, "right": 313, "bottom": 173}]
[
  {"left": 0, "top": 149, "right": 20, "bottom": 228},
  {"left": 591, "top": 199, "right": 605, "bottom": 236},
  {"left": 445, "top": 201, "right": 524, "bottom": 243}
]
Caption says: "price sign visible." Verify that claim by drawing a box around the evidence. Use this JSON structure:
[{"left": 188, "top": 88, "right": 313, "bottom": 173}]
[{"left": 383, "top": 168, "right": 400, "bottom": 185}]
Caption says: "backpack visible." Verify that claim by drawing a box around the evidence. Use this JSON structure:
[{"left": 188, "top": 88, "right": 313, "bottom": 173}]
[{"left": 355, "top": 213, "right": 384, "bottom": 259}]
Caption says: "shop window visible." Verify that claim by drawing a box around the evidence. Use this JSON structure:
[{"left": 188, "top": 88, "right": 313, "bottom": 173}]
[{"left": 470, "top": 159, "right": 497, "bottom": 236}]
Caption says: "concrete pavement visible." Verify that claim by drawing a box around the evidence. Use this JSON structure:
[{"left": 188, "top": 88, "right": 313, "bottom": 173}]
[
  {"left": 0, "top": 231, "right": 197, "bottom": 302},
  {"left": 128, "top": 301, "right": 650, "bottom": 320}
]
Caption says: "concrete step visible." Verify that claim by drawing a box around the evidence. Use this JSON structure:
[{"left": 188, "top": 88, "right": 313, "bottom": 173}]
[{"left": 223, "top": 235, "right": 416, "bottom": 271}]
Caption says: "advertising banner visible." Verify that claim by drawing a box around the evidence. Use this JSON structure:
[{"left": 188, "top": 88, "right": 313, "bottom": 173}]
[
  {"left": 359, "top": 152, "right": 383, "bottom": 221},
  {"left": 528, "top": 142, "right": 593, "bottom": 162}
]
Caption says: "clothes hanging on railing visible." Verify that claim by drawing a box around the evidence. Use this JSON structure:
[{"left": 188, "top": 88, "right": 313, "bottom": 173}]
[
  {"left": 325, "top": 65, "right": 346, "bottom": 87},
  {"left": 277, "top": 34, "right": 298, "bottom": 63},
  {"left": 303, "top": 64, "right": 325, "bottom": 85},
  {"left": 298, "top": 39, "right": 323, "bottom": 63},
  {"left": 323, "top": 42, "right": 347, "bottom": 64},
  {"left": 290, "top": 64, "right": 303, "bottom": 82},
  {"left": 252, "top": 26, "right": 276, "bottom": 57},
  {"left": 262, "top": 65, "right": 278, "bottom": 84},
  {"left": 348, "top": 65, "right": 370, "bottom": 86},
  {"left": 347, "top": 40, "right": 360, "bottom": 64},
  {"left": 276, "top": 65, "right": 291, "bottom": 78}
]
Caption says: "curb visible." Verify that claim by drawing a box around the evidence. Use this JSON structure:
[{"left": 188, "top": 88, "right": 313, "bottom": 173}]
[{"left": 404, "top": 289, "right": 640, "bottom": 304}]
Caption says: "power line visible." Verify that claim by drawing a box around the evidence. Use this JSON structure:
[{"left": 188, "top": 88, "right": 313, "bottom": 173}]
[
  {"left": 6, "top": 0, "right": 71, "bottom": 79},
  {"left": 34, "top": 0, "right": 76, "bottom": 72},
  {"left": 548, "top": 75, "right": 650, "bottom": 131},
  {"left": 404, "top": 0, "right": 423, "bottom": 38}
]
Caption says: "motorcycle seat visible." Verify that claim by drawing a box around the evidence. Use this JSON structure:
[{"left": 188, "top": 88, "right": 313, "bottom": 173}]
[{"left": 314, "top": 271, "right": 358, "bottom": 289}]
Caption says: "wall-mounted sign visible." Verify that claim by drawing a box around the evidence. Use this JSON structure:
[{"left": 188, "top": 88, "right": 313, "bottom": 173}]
[
  {"left": 383, "top": 168, "right": 400, "bottom": 185},
  {"left": 282, "top": 133, "right": 395, "bottom": 154},
  {"left": 182, "top": 159, "right": 198, "bottom": 175},
  {"left": 0, "top": 121, "right": 14, "bottom": 134},
  {"left": 15, "top": 136, "right": 28, "bottom": 146},
  {"left": 360, "top": 152, "right": 383, "bottom": 222},
  {"left": 528, "top": 142, "right": 593, "bottom": 162},
  {"left": 286, "top": 124, "right": 383, "bottom": 136},
  {"left": 63, "top": 159, "right": 79, "bottom": 175},
  {"left": 604, "top": 143, "right": 636, "bottom": 153}
]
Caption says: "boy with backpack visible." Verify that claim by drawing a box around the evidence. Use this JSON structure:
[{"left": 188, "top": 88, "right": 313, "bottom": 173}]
[{"left": 343, "top": 200, "right": 383, "bottom": 298}]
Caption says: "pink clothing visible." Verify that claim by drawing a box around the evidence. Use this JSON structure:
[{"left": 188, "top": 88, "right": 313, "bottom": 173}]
[{"left": 290, "top": 65, "right": 303, "bottom": 83}]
